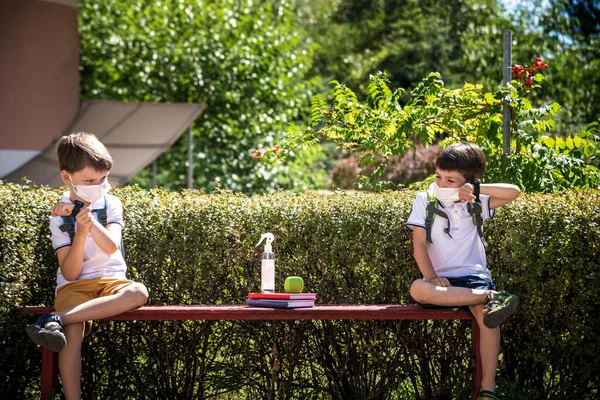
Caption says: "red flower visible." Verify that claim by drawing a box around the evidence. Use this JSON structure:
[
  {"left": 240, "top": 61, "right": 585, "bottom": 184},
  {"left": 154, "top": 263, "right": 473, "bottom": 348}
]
[
  {"left": 251, "top": 150, "right": 263, "bottom": 159},
  {"left": 531, "top": 57, "right": 548, "bottom": 71},
  {"left": 511, "top": 64, "right": 524, "bottom": 80},
  {"left": 525, "top": 73, "right": 534, "bottom": 87},
  {"left": 272, "top": 144, "right": 280, "bottom": 153}
]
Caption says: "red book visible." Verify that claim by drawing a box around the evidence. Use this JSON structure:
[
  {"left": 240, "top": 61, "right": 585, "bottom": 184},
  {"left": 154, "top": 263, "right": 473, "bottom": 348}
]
[
  {"left": 248, "top": 292, "right": 316, "bottom": 300},
  {"left": 246, "top": 299, "right": 315, "bottom": 309}
]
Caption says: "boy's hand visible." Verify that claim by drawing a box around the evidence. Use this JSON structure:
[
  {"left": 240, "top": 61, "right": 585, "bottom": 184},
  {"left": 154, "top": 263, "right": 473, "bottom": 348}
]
[
  {"left": 429, "top": 277, "right": 451, "bottom": 287},
  {"left": 50, "top": 202, "right": 75, "bottom": 217},
  {"left": 458, "top": 183, "right": 476, "bottom": 203},
  {"left": 74, "top": 207, "right": 95, "bottom": 235}
]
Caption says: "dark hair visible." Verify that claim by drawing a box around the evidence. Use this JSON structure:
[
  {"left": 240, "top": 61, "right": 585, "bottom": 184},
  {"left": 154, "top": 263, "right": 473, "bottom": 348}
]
[
  {"left": 435, "top": 142, "right": 486, "bottom": 181},
  {"left": 56, "top": 132, "right": 113, "bottom": 173}
]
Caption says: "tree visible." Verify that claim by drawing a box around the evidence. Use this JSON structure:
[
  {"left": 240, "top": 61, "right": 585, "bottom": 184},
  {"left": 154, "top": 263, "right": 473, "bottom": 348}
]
[
  {"left": 295, "top": 0, "right": 511, "bottom": 97},
  {"left": 289, "top": 0, "right": 600, "bottom": 190},
  {"left": 79, "top": 0, "right": 329, "bottom": 193},
  {"left": 559, "top": 0, "right": 600, "bottom": 37},
  {"left": 506, "top": 0, "right": 600, "bottom": 134},
  {"left": 269, "top": 61, "right": 599, "bottom": 192}
]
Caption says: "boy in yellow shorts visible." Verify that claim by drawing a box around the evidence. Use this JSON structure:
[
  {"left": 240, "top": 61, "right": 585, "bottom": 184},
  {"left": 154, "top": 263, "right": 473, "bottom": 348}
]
[{"left": 26, "top": 132, "right": 148, "bottom": 399}]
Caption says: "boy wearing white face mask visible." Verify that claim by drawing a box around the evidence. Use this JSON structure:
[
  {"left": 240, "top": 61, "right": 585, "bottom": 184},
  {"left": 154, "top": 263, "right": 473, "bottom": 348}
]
[
  {"left": 26, "top": 132, "right": 148, "bottom": 400},
  {"left": 406, "top": 142, "right": 520, "bottom": 400}
]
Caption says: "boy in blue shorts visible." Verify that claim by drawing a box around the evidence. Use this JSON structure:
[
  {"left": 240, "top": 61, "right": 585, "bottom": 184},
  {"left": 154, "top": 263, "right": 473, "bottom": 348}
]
[
  {"left": 407, "top": 142, "right": 520, "bottom": 400},
  {"left": 26, "top": 132, "right": 148, "bottom": 400}
]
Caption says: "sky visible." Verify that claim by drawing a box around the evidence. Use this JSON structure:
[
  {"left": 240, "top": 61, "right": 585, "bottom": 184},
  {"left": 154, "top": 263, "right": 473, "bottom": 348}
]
[{"left": 500, "top": 0, "right": 551, "bottom": 14}]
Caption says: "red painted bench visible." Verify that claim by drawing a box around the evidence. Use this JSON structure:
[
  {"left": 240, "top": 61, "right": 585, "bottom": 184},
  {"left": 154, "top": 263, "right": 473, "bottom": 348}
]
[{"left": 26, "top": 304, "right": 481, "bottom": 399}]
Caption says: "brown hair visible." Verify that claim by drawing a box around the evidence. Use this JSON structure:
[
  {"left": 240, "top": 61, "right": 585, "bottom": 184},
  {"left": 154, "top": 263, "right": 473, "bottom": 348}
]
[
  {"left": 56, "top": 132, "right": 113, "bottom": 173},
  {"left": 435, "top": 142, "right": 486, "bottom": 181}
]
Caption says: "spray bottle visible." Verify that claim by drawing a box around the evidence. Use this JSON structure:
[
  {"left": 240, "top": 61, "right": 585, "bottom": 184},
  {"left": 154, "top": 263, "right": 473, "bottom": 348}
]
[{"left": 256, "top": 233, "right": 275, "bottom": 293}]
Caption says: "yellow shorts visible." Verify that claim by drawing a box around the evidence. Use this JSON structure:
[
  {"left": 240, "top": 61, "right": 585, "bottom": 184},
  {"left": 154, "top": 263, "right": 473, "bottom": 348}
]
[{"left": 54, "top": 277, "right": 136, "bottom": 336}]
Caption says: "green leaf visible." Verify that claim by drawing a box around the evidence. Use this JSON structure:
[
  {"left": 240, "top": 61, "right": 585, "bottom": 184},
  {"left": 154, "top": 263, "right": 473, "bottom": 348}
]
[
  {"left": 566, "top": 136, "right": 574, "bottom": 150},
  {"left": 542, "top": 136, "right": 555, "bottom": 148}
]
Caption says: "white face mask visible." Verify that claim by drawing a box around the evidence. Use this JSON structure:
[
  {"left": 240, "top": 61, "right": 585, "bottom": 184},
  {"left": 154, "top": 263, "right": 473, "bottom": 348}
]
[
  {"left": 70, "top": 178, "right": 111, "bottom": 203},
  {"left": 429, "top": 182, "right": 460, "bottom": 203}
]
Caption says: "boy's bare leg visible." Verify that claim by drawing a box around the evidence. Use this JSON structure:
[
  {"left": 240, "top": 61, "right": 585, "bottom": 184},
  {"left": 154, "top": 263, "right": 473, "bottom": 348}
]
[
  {"left": 410, "top": 279, "right": 493, "bottom": 306},
  {"left": 411, "top": 280, "right": 501, "bottom": 396},
  {"left": 53, "top": 283, "right": 148, "bottom": 325},
  {"left": 59, "top": 322, "right": 85, "bottom": 400},
  {"left": 469, "top": 304, "right": 500, "bottom": 397}
]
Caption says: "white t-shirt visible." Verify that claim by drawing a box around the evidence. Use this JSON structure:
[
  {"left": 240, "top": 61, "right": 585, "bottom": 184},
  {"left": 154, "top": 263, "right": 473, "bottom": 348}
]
[
  {"left": 50, "top": 193, "right": 127, "bottom": 291},
  {"left": 406, "top": 192, "right": 494, "bottom": 279}
]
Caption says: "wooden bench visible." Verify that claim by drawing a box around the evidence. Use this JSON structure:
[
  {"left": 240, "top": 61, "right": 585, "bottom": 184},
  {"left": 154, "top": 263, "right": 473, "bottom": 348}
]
[{"left": 26, "top": 304, "right": 482, "bottom": 399}]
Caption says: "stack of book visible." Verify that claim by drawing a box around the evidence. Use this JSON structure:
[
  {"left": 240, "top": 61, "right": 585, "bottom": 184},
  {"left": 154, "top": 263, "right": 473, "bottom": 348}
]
[{"left": 246, "top": 292, "right": 316, "bottom": 309}]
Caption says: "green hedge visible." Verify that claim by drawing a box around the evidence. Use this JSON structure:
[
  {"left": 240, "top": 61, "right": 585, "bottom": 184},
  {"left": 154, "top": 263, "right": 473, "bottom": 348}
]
[{"left": 1, "top": 183, "right": 598, "bottom": 399}]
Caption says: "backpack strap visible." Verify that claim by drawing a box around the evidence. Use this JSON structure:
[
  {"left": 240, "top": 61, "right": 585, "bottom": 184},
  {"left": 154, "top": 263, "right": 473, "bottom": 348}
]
[
  {"left": 468, "top": 179, "right": 487, "bottom": 246},
  {"left": 95, "top": 195, "right": 108, "bottom": 227},
  {"left": 425, "top": 190, "right": 452, "bottom": 244},
  {"left": 58, "top": 200, "right": 84, "bottom": 244},
  {"left": 59, "top": 215, "right": 76, "bottom": 244},
  {"left": 57, "top": 196, "right": 115, "bottom": 246}
]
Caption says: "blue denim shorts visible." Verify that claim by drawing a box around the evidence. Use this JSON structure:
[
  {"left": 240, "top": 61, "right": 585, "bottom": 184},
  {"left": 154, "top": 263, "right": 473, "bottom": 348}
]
[{"left": 409, "top": 275, "right": 496, "bottom": 309}]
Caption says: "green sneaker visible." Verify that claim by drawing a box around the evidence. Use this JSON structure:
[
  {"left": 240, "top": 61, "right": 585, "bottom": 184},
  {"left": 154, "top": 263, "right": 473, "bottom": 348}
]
[{"left": 483, "top": 290, "right": 519, "bottom": 328}]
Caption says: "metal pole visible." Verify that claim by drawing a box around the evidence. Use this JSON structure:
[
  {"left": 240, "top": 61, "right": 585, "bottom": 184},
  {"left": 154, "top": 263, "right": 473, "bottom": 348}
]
[
  {"left": 152, "top": 160, "right": 157, "bottom": 188},
  {"left": 187, "top": 125, "right": 193, "bottom": 189},
  {"left": 502, "top": 30, "right": 512, "bottom": 156}
]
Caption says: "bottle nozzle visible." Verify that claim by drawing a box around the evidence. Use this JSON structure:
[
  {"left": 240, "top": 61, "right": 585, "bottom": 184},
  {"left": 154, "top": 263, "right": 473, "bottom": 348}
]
[{"left": 256, "top": 233, "right": 275, "bottom": 253}]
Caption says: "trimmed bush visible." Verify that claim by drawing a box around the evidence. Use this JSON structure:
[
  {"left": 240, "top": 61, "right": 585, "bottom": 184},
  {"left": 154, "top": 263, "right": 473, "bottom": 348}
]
[{"left": 1, "top": 183, "right": 598, "bottom": 399}]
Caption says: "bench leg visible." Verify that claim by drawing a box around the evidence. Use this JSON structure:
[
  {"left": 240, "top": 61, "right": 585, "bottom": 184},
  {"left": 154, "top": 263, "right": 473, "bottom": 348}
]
[
  {"left": 471, "top": 319, "right": 482, "bottom": 400},
  {"left": 40, "top": 347, "right": 59, "bottom": 400}
]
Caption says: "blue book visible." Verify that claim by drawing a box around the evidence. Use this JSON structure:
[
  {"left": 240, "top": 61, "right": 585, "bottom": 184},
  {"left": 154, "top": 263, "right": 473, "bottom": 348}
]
[{"left": 246, "top": 299, "right": 315, "bottom": 309}]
